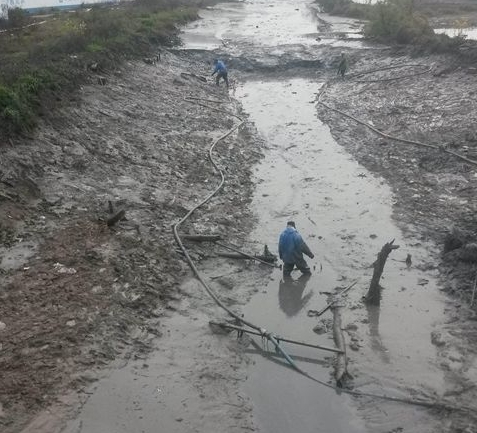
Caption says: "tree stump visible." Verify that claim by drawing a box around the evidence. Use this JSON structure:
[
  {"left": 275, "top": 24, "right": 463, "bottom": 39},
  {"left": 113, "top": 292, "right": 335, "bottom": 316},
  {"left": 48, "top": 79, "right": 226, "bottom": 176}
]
[
  {"left": 365, "top": 239, "right": 399, "bottom": 305},
  {"left": 107, "top": 209, "right": 126, "bottom": 227}
]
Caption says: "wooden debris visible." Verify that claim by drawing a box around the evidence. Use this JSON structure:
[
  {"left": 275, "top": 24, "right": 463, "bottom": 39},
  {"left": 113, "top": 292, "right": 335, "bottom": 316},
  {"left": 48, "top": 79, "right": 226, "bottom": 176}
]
[
  {"left": 365, "top": 239, "right": 399, "bottom": 305},
  {"left": 180, "top": 72, "right": 207, "bottom": 83},
  {"left": 215, "top": 241, "right": 277, "bottom": 267},
  {"left": 209, "top": 321, "right": 343, "bottom": 354},
  {"left": 307, "top": 280, "right": 358, "bottom": 318},
  {"left": 332, "top": 305, "right": 349, "bottom": 387},
  {"left": 143, "top": 55, "right": 160, "bottom": 65},
  {"left": 471, "top": 270, "right": 477, "bottom": 308},
  {"left": 107, "top": 209, "right": 126, "bottom": 227},
  {"left": 217, "top": 252, "right": 276, "bottom": 263}
]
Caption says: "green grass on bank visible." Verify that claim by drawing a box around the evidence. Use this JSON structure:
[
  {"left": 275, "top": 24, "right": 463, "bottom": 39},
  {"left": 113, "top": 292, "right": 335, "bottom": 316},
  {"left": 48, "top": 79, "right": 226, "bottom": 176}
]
[
  {"left": 0, "top": 0, "right": 210, "bottom": 137},
  {"left": 315, "top": 0, "right": 468, "bottom": 50}
]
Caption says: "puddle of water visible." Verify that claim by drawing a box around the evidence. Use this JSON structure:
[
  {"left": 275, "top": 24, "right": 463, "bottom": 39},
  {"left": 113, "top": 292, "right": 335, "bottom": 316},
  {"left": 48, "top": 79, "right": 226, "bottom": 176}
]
[
  {"left": 0, "top": 241, "right": 38, "bottom": 271},
  {"left": 236, "top": 78, "right": 446, "bottom": 432},
  {"left": 434, "top": 27, "right": 477, "bottom": 40}
]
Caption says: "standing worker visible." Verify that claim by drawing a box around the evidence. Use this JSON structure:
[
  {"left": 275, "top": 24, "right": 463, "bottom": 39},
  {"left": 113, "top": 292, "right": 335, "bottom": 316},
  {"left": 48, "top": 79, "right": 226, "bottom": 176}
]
[
  {"left": 211, "top": 59, "right": 229, "bottom": 88},
  {"left": 337, "top": 52, "right": 348, "bottom": 78},
  {"left": 278, "top": 221, "right": 314, "bottom": 277}
]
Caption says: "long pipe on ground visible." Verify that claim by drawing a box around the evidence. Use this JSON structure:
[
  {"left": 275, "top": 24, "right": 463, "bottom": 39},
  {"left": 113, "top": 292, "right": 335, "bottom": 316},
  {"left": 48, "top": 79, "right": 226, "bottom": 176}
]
[
  {"left": 210, "top": 321, "right": 344, "bottom": 354},
  {"left": 172, "top": 97, "right": 296, "bottom": 369}
]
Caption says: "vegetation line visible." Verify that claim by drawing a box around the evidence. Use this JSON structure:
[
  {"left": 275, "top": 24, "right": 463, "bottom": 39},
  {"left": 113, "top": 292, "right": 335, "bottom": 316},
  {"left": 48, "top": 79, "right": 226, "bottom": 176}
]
[
  {"left": 0, "top": 0, "right": 215, "bottom": 138},
  {"left": 315, "top": 0, "right": 470, "bottom": 50}
]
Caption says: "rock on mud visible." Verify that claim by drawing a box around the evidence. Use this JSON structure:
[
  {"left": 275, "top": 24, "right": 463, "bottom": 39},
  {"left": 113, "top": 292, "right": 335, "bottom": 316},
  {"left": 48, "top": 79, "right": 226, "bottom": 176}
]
[{"left": 431, "top": 330, "right": 446, "bottom": 347}]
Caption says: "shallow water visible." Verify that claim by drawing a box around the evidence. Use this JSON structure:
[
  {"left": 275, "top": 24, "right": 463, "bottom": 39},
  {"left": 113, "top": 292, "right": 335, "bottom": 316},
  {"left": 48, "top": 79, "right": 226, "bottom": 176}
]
[
  {"left": 181, "top": 0, "right": 365, "bottom": 54},
  {"left": 61, "top": 1, "right": 455, "bottom": 432},
  {"left": 237, "top": 77, "right": 446, "bottom": 432},
  {"left": 182, "top": 0, "right": 451, "bottom": 431}
]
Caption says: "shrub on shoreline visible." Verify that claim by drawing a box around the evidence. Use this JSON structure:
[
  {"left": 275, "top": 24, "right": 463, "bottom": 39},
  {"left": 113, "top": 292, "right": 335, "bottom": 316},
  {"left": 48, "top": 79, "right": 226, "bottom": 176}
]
[{"left": 315, "top": 0, "right": 468, "bottom": 50}]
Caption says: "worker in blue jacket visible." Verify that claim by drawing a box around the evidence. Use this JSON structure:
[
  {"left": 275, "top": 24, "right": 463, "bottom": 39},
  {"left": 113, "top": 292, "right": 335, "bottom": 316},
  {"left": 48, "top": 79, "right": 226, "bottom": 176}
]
[
  {"left": 278, "top": 221, "right": 314, "bottom": 277},
  {"left": 211, "top": 59, "right": 229, "bottom": 88}
]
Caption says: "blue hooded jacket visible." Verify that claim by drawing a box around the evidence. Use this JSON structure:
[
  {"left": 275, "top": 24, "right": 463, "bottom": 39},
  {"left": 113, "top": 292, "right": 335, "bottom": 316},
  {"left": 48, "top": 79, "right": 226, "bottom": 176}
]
[
  {"left": 213, "top": 60, "right": 227, "bottom": 74},
  {"left": 278, "top": 227, "right": 313, "bottom": 264}
]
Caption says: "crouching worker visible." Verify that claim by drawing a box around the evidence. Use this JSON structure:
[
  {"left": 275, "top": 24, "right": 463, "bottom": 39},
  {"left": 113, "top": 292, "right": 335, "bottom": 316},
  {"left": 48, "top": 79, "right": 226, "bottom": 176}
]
[
  {"left": 212, "top": 59, "right": 229, "bottom": 88},
  {"left": 278, "top": 221, "right": 314, "bottom": 277}
]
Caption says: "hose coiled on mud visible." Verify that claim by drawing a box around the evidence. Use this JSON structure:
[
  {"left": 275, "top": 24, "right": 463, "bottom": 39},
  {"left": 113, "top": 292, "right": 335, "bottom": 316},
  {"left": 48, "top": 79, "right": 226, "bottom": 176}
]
[{"left": 172, "top": 94, "right": 474, "bottom": 416}]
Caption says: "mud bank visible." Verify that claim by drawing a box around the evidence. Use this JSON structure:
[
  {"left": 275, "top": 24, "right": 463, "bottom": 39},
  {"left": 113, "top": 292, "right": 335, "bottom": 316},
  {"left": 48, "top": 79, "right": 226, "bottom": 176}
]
[
  {"left": 0, "top": 51, "right": 263, "bottom": 432},
  {"left": 317, "top": 52, "right": 477, "bottom": 301},
  {"left": 316, "top": 51, "right": 477, "bottom": 432}
]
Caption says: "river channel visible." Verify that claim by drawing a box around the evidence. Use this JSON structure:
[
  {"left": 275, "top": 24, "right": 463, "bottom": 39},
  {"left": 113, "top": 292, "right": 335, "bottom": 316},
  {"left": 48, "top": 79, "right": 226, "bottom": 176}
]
[
  {"left": 184, "top": 0, "right": 450, "bottom": 432},
  {"left": 61, "top": 1, "right": 457, "bottom": 432}
]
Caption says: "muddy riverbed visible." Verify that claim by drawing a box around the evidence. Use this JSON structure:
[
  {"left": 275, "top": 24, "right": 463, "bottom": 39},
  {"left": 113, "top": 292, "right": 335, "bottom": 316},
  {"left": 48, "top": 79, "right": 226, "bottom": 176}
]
[{"left": 2, "top": 0, "right": 477, "bottom": 432}]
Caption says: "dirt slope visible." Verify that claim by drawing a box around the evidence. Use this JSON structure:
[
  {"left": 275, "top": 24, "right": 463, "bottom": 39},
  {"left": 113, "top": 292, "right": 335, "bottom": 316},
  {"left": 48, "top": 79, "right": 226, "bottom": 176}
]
[{"left": 0, "top": 51, "right": 261, "bottom": 432}]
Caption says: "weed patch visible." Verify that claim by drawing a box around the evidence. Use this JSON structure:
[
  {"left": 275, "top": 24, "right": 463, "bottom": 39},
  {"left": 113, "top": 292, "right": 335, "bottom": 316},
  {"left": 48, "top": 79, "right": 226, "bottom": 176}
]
[{"left": 0, "top": 0, "right": 212, "bottom": 138}]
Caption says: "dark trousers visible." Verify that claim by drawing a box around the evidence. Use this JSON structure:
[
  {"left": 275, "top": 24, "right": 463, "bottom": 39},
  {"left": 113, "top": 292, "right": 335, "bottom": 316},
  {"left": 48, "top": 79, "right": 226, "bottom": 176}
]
[
  {"left": 283, "top": 257, "right": 311, "bottom": 276},
  {"left": 216, "top": 71, "right": 229, "bottom": 87}
]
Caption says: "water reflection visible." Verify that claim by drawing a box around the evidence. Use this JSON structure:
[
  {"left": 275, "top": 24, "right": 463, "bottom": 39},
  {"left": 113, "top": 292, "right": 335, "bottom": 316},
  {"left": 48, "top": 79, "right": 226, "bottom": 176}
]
[
  {"left": 278, "top": 273, "right": 312, "bottom": 317},
  {"left": 366, "top": 303, "right": 391, "bottom": 364}
]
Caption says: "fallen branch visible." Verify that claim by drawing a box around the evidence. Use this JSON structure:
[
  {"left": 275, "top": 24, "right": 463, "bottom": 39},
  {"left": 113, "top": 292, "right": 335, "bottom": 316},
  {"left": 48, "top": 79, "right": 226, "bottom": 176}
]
[
  {"left": 307, "top": 280, "right": 358, "bottom": 318},
  {"left": 332, "top": 306, "right": 349, "bottom": 387},
  {"left": 471, "top": 270, "right": 477, "bottom": 308},
  {"left": 217, "top": 252, "right": 277, "bottom": 263},
  {"left": 215, "top": 241, "right": 278, "bottom": 267}
]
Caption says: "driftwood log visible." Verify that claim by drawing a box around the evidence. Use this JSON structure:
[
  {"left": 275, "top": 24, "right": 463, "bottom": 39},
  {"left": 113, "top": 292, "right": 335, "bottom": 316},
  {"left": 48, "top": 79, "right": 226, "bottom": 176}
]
[
  {"left": 332, "top": 306, "right": 348, "bottom": 387},
  {"left": 107, "top": 209, "right": 126, "bottom": 227},
  {"left": 365, "top": 239, "right": 399, "bottom": 305},
  {"left": 215, "top": 241, "right": 277, "bottom": 267}
]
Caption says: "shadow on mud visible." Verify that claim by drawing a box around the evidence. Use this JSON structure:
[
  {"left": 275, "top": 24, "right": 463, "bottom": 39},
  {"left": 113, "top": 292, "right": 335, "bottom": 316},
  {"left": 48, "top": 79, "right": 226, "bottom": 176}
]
[{"left": 278, "top": 274, "right": 313, "bottom": 317}]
